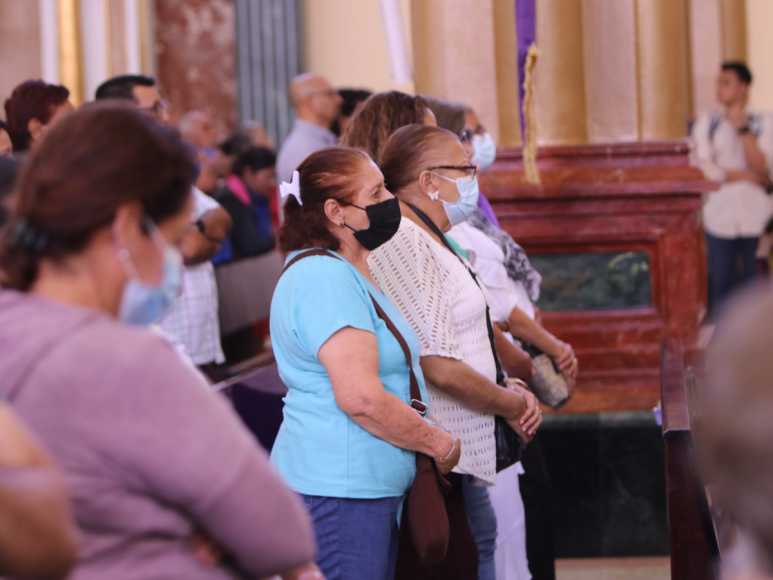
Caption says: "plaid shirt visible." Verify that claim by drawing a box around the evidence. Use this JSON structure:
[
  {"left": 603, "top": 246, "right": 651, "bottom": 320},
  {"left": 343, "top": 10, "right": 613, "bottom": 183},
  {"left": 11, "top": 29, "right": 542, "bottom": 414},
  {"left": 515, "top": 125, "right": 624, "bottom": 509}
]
[{"left": 158, "top": 189, "right": 225, "bottom": 365}]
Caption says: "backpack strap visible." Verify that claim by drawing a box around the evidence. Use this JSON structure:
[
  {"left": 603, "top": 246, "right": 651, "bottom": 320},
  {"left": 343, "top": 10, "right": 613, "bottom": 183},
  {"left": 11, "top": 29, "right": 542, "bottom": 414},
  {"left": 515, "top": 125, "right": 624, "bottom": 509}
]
[{"left": 281, "top": 248, "right": 427, "bottom": 412}]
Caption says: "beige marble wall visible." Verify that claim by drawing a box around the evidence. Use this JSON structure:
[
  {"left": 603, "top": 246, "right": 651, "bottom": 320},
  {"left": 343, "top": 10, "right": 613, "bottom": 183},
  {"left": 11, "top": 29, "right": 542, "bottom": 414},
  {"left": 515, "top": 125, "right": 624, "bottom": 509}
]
[
  {"left": 492, "top": 0, "right": 522, "bottom": 146},
  {"left": 582, "top": 0, "right": 639, "bottom": 143},
  {"left": 0, "top": 1, "right": 42, "bottom": 109},
  {"left": 636, "top": 0, "right": 691, "bottom": 139},
  {"left": 412, "top": 0, "right": 500, "bottom": 142},
  {"left": 535, "top": 0, "right": 586, "bottom": 145}
]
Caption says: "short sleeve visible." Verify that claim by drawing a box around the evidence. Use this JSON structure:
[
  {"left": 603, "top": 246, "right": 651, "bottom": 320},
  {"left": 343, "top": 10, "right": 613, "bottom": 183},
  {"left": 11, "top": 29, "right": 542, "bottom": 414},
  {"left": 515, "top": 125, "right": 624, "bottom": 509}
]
[
  {"left": 288, "top": 257, "right": 376, "bottom": 356},
  {"left": 759, "top": 112, "right": 773, "bottom": 175},
  {"left": 193, "top": 187, "right": 222, "bottom": 218},
  {"left": 369, "top": 222, "right": 462, "bottom": 360},
  {"left": 691, "top": 114, "right": 725, "bottom": 182}
]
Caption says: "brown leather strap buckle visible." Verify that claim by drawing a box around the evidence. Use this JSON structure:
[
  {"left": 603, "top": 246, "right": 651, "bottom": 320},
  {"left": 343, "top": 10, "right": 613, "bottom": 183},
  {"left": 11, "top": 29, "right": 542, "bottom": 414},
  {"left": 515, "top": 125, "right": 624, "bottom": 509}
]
[{"left": 411, "top": 399, "right": 428, "bottom": 417}]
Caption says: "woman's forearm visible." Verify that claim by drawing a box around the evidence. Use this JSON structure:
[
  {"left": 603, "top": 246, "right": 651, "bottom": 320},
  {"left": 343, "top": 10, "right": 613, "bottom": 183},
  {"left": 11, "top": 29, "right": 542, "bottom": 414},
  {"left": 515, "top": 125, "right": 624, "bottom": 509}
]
[
  {"left": 344, "top": 388, "right": 453, "bottom": 459},
  {"left": 419, "top": 355, "right": 525, "bottom": 420},
  {"left": 507, "top": 306, "right": 562, "bottom": 356}
]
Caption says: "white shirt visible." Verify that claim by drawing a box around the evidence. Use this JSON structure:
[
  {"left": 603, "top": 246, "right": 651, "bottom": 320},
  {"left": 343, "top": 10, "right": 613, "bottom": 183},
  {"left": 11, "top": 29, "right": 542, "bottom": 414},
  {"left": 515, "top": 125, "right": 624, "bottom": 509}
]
[
  {"left": 157, "top": 189, "right": 226, "bottom": 366},
  {"left": 691, "top": 109, "right": 773, "bottom": 238},
  {"left": 368, "top": 218, "right": 497, "bottom": 485},
  {"left": 276, "top": 119, "right": 336, "bottom": 221},
  {"left": 449, "top": 222, "right": 535, "bottom": 322}
]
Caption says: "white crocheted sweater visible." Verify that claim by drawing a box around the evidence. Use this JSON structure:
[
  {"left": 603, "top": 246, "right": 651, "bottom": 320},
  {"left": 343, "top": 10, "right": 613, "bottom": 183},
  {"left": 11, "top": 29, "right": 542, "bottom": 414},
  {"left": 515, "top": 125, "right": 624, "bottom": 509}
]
[{"left": 368, "top": 218, "right": 497, "bottom": 485}]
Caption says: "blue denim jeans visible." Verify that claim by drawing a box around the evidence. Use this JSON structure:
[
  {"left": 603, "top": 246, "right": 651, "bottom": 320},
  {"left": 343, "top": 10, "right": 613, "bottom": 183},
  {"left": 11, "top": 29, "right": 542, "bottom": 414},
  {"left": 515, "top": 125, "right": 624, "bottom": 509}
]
[
  {"left": 302, "top": 495, "right": 401, "bottom": 580},
  {"left": 462, "top": 477, "right": 498, "bottom": 580},
  {"left": 705, "top": 233, "right": 759, "bottom": 314}
]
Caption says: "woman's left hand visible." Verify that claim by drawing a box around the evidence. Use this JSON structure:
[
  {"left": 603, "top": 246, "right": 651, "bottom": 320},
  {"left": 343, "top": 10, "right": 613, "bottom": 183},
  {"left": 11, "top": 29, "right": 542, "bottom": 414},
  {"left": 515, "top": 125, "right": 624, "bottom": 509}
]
[{"left": 507, "top": 381, "right": 542, "bottom": 436}]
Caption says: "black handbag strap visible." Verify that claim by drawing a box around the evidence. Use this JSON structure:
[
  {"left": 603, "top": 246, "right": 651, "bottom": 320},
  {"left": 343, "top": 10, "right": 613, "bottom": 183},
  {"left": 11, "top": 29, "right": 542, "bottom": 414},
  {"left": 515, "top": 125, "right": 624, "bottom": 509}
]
[
  {"left": 405, "top": 203, "right": 506, "bottom": 386},
  {"left": 282, "top": 249, "right": 427, "bottom": 414}
]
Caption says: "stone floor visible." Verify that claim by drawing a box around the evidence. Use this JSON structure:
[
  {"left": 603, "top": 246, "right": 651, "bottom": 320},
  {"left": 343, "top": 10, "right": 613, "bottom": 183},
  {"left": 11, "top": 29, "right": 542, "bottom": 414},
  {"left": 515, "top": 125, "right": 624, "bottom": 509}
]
[{"left": 556, "top": 557, "right": 671, "bottom": 580}]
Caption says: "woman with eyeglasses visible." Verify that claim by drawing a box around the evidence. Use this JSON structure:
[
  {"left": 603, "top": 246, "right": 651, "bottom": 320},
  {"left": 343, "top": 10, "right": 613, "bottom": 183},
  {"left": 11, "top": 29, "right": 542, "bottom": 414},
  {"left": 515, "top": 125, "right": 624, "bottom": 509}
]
[{"left": 367, "top": 124, "right": 542, "bottom": 580}]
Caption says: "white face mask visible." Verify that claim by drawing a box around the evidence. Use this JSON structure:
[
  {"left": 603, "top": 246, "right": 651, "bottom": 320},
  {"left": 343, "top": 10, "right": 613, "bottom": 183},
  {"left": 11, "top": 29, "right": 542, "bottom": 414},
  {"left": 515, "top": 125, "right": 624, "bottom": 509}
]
[
  {"left": 471, "top": 132, "right": 497, "bottom": 171},
  {"left": 431, "top": 172, "right": 480, "bottom": 226},
  {"left": 117, "top": 217, "right": 183, "bottom": 325}
]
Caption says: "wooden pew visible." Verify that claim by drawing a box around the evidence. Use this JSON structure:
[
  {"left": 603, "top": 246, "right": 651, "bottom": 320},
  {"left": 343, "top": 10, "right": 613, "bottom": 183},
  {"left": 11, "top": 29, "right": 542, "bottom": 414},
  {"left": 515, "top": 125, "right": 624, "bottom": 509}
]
[{"left": 661, "top": 338, "right": 720, "bottom": 580}]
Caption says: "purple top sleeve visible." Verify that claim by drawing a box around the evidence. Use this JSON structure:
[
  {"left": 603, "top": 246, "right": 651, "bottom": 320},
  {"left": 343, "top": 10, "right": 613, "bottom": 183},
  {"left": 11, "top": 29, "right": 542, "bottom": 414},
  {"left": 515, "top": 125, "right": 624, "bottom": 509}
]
[{"left": 477, "top": 193, "right": 501, "bottom": 228}]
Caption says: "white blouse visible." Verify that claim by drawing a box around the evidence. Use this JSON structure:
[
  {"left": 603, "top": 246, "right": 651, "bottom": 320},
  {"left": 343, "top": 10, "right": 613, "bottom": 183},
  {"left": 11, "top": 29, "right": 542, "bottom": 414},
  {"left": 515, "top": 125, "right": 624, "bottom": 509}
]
[
  {"left": 368, "top": 217, "right": 497, "bottom": 485},
  {"left": 449, "top": 222, "right": 536, "bottom": 322}
]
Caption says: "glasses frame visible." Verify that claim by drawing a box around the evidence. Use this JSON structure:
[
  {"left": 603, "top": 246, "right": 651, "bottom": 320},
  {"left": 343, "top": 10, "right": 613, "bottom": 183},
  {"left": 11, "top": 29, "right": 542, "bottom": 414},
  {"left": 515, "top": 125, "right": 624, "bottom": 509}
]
[{"left": 427, "top": 164, "right": 478, "bottom": 178}]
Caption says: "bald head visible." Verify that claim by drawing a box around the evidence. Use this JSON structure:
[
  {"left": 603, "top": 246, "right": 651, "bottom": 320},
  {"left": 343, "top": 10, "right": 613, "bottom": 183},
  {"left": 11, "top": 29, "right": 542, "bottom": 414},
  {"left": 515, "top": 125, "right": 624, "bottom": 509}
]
[
  {"left": 289, "top": 73, "right": 342, "bottom": 129},
  {"left": 179, "top": 111, "right": 218, "bottom": 149}
]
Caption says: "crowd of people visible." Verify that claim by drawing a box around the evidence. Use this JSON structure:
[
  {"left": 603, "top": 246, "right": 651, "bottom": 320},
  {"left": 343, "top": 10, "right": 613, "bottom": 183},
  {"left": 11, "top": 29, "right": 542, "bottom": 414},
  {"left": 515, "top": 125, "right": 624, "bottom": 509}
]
[
  {"left": 0, "top": 69, "right": 578, "bottom": 580},
  {"left": 1, "top": 58, "right": 770, "bottom": 580}
]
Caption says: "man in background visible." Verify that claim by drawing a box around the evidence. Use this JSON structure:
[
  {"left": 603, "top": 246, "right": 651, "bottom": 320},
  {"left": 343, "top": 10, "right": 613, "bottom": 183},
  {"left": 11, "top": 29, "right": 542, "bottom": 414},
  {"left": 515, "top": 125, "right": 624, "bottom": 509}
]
[
  {"left": 96, "top": 75, "right": 233, "bottom": 376},
  {"left": 692, "top": 62, "right": 773, "bottom": 313},
  {"left": 276, "top": 73, "right": 341, "bottom": 218}
]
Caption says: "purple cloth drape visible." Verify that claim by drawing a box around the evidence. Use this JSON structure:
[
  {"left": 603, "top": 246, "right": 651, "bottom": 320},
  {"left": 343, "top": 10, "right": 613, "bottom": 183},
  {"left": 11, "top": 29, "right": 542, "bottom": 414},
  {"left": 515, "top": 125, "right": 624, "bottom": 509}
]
[
  {"left": 515, "top": 0, "right": 536, "bottom": 139},
  {"left": 477, "top": 194, "right": 501, "bottom": 228}
]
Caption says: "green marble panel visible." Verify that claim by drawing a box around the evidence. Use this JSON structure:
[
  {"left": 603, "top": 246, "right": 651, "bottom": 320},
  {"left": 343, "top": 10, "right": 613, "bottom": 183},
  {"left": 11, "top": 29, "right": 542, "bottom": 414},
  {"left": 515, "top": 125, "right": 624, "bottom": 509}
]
[{"left": 531, "top": 251, "right": 651, "bottom": 312}]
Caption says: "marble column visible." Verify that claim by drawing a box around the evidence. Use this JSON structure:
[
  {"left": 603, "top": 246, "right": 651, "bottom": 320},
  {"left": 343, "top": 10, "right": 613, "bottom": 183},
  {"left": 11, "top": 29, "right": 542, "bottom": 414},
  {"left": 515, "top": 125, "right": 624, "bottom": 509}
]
[
  {"left": 153, "top": 0, "right": 237, "bottom": 130},
  {"left": 688, "top": 0, "right": 722, "bottom": 118},
  {"left": 411, "top": 0, "right": 500, "bottom": 142},
  {"left": 581, "top": 0, "right": 639, "bottom": 143},
  {"left": 59, "top": 0, "right": 83, "bottom": 104},
  {"left": 719, "top": 0, "right": 747, "bottom": 62},
  {"left": 492, "top": 0, "right": 522, "bottom": 146},
  {"left": 636, "top": 0, "right": 691, "bottom": 139},
  {"left": 0, "top": 0, "right": 42, "bottom": 104},
  {"left": 534, "top": 0, "right": 586, "bottom": 145}
]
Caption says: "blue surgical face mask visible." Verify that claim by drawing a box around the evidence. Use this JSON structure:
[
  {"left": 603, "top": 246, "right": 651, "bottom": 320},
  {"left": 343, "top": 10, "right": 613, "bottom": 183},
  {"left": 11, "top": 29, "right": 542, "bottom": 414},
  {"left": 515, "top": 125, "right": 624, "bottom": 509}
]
[
  {"left": 118, "top": 218, "right": 183, "bottom": 325},
  {"left": 472, "top": 132, "right": 497, "bottom": 171},
  {"left": 432, "top": 172, "right": 480, "bottom": 226}
]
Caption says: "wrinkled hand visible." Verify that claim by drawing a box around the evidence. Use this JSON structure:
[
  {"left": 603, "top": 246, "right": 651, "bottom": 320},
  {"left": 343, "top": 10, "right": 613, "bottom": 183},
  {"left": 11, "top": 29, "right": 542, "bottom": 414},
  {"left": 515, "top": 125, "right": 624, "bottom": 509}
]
[
  {"left": 507, "top": 381, "right": 542, "bottom": 436},
  {"left": 192, "top": 532, "right": 224, "bottom": 568},
  {"left": 553, "top": 341, "right": 578, "bottom": 379},
  {"left": 435, "top": 430, "right": 462, "bottom": 475}
]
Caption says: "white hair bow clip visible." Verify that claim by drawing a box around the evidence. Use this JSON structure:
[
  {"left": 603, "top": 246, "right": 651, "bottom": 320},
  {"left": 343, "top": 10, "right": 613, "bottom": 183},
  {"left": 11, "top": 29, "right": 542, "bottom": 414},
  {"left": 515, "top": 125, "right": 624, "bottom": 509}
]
[{"left": 279, "top": 170, "right": 302, "bottom": 206}]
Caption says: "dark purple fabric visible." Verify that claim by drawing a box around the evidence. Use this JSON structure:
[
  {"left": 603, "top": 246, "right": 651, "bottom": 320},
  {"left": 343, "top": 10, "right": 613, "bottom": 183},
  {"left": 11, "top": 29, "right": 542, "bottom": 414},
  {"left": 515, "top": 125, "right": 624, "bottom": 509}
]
[
  {"left": 477, "top": 194, "right": 501, "bottom": 228},
  {"left": 515, "top": 0, "right": 537, "bottom": 138}
]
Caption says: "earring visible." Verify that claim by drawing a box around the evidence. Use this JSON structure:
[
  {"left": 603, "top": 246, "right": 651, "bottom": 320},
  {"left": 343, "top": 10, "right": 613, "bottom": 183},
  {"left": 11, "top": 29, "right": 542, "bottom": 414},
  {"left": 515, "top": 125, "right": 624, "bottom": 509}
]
[{"left": 428, "top": 190, "right": 440, "bottom": 201}]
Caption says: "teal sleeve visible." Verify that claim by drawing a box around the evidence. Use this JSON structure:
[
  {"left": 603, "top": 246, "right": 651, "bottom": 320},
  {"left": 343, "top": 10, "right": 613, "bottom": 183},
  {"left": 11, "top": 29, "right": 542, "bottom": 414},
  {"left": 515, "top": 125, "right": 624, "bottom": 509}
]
[{"left": 290, "top": 257, "right": 376, "bottom": 357}]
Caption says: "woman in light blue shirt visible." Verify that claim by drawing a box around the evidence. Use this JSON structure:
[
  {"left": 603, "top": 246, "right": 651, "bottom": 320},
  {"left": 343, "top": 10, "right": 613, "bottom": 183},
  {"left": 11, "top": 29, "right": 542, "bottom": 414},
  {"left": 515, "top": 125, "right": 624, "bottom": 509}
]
[{"left": 270, "top": 147, "right": 461, "bottom": 580}]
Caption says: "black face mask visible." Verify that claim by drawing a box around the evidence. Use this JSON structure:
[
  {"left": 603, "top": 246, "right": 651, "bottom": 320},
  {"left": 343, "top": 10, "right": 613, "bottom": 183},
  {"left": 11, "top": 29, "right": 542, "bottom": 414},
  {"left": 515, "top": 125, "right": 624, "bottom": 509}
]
[{"left": 342, "top": 197, "right": 401, "bottom": 251}]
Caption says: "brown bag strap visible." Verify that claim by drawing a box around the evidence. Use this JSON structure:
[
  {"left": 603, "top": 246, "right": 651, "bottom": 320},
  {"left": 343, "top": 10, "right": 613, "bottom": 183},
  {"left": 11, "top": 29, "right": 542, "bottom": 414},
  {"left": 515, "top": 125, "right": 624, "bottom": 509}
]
[{"left": 282, "top": 249, "right": 427, "bottom": 415}]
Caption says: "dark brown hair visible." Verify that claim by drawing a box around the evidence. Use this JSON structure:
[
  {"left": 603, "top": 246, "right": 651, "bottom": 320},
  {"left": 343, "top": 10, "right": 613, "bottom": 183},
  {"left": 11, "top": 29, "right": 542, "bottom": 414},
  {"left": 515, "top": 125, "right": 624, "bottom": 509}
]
[
  {"left": 423, "top": 97, "right": 466, "bottom": 136},
  {"left": 340, "top": 91, "right": 428, "bottom": 163},
  {"left": 4, "top": 80, "right": 70, "bottom": 152},
  {"left": 278, "top": 147, "right": 371, "bottom": 252},
  {"left": 379, "top": 124, "right": 461, "bottom": 194},
  {"left": 0, "top": 101, "right": 196, "bottom": 290}
]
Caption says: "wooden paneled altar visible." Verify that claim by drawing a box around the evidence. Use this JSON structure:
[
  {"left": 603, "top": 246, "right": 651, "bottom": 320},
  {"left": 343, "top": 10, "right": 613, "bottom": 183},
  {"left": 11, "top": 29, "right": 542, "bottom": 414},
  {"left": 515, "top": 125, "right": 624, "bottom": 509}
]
[{"left": 480, "top": 141, "right": 717, "bottom": 413}]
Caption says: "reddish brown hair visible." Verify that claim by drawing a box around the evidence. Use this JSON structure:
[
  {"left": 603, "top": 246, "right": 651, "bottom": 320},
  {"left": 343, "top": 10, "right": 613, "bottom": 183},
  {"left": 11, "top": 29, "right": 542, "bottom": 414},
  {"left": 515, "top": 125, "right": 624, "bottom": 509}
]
[
  {"left": 0, "top": 101, "right": 196, "bottom": 290},
  {"left": 278, "top": 147, "right": 371, "bottom": 252},
  {"left": 340, "top": 91, "right": 428, "bottom": 163},
  {"left": 4, "top": 80, "right": 70, "bottom": 152},
  {"left": 379, "top": 124, "right": 461, "bottom": 194}
]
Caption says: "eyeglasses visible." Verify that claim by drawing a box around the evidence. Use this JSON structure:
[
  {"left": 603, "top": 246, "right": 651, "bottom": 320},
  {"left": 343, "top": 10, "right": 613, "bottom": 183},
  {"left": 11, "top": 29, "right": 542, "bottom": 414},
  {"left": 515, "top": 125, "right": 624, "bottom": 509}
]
[
  {"left": 427, "top": 164, "right": 478, "bottom": 178},
  {"left": 138, "top": 100, "right": 167, "bottom": 119}
]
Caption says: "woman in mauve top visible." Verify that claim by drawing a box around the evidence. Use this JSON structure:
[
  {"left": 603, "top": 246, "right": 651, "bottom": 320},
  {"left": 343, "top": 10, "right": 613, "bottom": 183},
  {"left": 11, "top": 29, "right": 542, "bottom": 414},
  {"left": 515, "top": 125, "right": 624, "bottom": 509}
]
[{"left": 0, "top": 104, "right": 317, "bottom": 580}]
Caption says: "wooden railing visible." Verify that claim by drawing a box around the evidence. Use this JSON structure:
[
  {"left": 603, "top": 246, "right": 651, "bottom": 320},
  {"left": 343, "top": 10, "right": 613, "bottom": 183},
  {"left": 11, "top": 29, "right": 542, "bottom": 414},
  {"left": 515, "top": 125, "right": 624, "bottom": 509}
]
[{"left": 661, "top": 338, "right": 721, "bottom": 580}]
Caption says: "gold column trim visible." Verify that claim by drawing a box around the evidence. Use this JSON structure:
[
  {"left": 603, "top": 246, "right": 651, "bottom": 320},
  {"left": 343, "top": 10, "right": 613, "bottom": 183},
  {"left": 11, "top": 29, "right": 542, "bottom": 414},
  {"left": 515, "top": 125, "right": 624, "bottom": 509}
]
[{"left": 58, "top": 0, "right": 83, "bottom": 104}]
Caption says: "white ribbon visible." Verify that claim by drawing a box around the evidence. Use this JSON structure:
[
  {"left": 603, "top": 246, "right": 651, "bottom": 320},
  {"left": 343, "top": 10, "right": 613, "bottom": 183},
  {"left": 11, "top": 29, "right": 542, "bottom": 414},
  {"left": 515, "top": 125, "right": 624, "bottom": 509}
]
[{"left": 279, "top": 170, "right": 302, "bottom": 206}]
